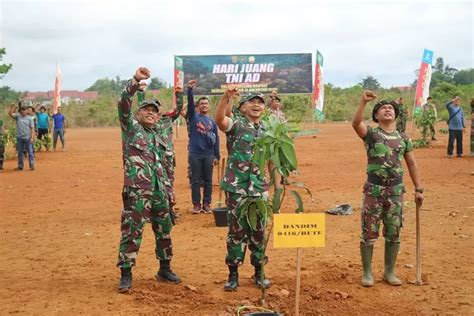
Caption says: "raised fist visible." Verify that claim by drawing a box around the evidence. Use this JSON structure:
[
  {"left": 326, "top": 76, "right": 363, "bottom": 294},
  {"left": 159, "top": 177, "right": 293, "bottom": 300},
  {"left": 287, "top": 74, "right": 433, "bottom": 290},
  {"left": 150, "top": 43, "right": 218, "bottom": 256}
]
[
  {"left": 225, "top": 85, "right": 240, "bottom": 97},
  {"left": 134, "top": 67, "right": 151, "bottom": 81},
  {"left": 188, "top": 80, "right": 197, "bottom": 89},
  {"left": 175, "top": 86, "right": 183, "bottom": 93},
  {"left": 362, "top": 90, "right": 377, "bottom": 103}
]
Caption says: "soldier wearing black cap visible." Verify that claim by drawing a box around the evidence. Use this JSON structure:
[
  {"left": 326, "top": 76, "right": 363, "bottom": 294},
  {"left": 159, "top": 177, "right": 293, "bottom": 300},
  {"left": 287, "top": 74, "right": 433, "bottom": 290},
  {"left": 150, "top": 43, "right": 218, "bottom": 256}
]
[
  {"left": 352, "top": 90, "right": 424, "bottom": 288},
  {"left": 216, "top": 87, "right": 271, "bottom": 292},
  {"left": 116, "top": 67, "right": 182, "bottom": 293}
]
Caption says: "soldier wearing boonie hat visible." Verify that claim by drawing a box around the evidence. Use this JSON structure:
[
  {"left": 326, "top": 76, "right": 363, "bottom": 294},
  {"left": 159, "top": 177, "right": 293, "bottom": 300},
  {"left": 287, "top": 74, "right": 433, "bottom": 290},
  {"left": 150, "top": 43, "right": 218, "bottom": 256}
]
[{"left": 352, "top": 90, "right": 424, "bottom": 288}]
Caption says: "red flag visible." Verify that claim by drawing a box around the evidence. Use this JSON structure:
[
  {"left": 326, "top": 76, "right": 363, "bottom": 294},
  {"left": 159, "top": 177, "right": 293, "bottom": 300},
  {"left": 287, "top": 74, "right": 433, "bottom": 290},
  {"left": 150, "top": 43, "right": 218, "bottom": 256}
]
[{"left": 53, "top": 65, "right": 62, "bottom": 114}]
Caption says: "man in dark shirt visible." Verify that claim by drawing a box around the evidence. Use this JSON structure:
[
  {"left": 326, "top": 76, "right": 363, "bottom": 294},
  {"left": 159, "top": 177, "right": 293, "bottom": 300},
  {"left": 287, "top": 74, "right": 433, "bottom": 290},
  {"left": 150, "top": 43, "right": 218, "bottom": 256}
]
[{"left": 187, "top": 80, "right": 220, "bottom": 214}]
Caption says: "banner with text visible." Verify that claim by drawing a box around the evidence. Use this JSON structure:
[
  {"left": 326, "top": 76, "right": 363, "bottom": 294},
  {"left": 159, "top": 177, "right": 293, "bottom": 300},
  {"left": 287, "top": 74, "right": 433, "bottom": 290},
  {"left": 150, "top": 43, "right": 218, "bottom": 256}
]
[
  {"left": 273, "top": 213, "right": 325, "bottom": 248},
  {"left": 177, "top": 53, "right": 313, "bottom": 95}
]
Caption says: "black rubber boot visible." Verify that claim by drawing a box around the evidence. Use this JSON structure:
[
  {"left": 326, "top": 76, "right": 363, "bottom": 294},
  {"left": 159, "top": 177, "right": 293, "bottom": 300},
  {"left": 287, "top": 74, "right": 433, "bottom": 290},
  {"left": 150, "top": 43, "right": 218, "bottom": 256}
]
[
  {"left": 117, "top": 268, "right": 132, "bottom": 293},
  {"left": 156, "top": 260, "right": 181, "bottom": 284},
  {"left": 253, "top": 265, "right": 271, "bottom": 289},
  {"left": 223, "top": 265, "right": 239, "bottom": 291}
]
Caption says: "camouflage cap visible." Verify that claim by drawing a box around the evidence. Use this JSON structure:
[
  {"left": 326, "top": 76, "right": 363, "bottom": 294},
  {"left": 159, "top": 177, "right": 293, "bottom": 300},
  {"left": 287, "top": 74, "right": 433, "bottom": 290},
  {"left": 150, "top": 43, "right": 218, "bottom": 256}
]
[
  {"left": 238, "top": 92, "right": 265, "bottom": 107},
  {"left": 139, "top": 99, "right": 161, "bottom": 112},
  {"left": 372, "top": 100, "right": 399, "bottom": 123}
]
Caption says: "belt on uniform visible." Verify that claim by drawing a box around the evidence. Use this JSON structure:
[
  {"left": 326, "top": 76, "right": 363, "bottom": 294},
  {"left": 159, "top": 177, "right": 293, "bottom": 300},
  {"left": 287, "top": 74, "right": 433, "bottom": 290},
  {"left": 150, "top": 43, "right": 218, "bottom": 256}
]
[{"left": 367, "top": 175, "right": 402, "bottom": 186}]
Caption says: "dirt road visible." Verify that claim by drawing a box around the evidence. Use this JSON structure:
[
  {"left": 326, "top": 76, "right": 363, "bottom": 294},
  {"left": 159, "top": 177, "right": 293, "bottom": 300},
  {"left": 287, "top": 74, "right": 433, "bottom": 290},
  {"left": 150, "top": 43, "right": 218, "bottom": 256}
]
[{"left": 1, "top": 122, "right": 472, "bottom": 315}]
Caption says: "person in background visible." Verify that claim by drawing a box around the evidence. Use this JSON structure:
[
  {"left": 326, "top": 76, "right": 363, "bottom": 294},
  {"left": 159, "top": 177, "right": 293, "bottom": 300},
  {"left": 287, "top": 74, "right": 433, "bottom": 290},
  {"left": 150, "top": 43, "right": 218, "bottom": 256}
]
[
  {"left": 49, "top": 106, "right": 66, "bottom": 151},
  {"left": 396, "top": 97, "right": 408, "bottom": 133},
  {"left": 35, "top": 104, "right": 51, "bottom": 151},
  {"left": 9, "top": 103, "right": 35, "bottom": 171},
  {"left": 421, "top": 97, "right": 437, "bottom": 141},
  {"left": 186, "top": 80, "right": 220, "bottom": 214},
  {"left": 445, "top": 96, "right": 466, "bottom": 158}
]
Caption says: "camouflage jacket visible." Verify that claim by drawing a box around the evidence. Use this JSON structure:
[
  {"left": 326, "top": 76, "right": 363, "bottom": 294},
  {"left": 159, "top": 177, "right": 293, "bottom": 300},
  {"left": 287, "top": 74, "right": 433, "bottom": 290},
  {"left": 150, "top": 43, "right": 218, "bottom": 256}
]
[
  {"left": 363, "top": 126, "right": 413, "bottom": 196},
  {"left": 118, "top": 79, "right": 168, "bottom": 190},
  {"left": 221, "top": 116, "right": 268, "bottom": 196}
]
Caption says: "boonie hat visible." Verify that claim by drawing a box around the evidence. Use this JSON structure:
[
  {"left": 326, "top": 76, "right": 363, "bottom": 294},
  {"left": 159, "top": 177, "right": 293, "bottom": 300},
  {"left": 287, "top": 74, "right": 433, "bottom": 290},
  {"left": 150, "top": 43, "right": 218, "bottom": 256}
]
[{"left": 372, "top": 100, "right": 399, "bottom": 123}]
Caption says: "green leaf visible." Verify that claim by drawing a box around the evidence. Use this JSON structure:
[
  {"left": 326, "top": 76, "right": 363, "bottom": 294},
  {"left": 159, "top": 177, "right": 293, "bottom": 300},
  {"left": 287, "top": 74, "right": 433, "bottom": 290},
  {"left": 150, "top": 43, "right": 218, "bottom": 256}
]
[
  {"left": 272, "top": 188, "right": 284, "bottom": 213},
  {"left": 279, "top": 142, "right": 297, "bottom": 171},
  {"left": 290, "top": 190, "right": 304, "bottom": 213},
  {"left": 255, "top": 199, "right": 270, "bottom": 224},
  {"left": 247, "top": 202, "right": 258, "bottom": 230}
]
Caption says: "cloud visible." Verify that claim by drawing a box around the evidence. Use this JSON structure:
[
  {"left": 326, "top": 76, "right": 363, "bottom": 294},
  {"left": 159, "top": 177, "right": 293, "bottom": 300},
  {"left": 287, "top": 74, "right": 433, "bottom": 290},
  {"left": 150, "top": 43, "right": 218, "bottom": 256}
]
[{"left": 0, "top": 0, "right": 472, "bottom": 91}]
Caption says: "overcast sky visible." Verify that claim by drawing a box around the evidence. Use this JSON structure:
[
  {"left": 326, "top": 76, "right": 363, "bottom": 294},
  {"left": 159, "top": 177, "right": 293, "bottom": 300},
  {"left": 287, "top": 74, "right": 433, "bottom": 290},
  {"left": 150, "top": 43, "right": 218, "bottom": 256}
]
[{"left": 0, "top": 0, "right": 472, "bottom": 92}]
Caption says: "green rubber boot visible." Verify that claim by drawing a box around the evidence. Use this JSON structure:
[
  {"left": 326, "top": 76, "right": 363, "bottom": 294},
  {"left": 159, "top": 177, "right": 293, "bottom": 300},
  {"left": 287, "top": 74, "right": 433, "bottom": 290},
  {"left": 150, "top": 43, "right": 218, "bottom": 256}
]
[
  {"left": 383, "top": 242, "right": 402, "bottom": 286},
  {"left": 360, "top": 243, "right": 374, "bottom": 287}
]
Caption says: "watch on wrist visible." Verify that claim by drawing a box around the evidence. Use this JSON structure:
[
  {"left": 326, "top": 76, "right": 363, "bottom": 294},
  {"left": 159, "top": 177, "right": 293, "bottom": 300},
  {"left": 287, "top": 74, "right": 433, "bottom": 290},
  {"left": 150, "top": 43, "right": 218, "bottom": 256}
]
[
  {"left": 415, "top": 187, "right": 424, "bottom": 193},
  {"left": 132, "top": 76, "right": 140, "bottom": 83}
]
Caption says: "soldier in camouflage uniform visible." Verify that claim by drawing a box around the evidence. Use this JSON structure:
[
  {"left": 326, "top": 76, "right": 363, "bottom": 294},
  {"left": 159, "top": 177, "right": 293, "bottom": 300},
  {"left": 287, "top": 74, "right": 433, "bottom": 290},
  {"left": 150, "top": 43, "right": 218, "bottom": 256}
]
[
  {"left": 352, "top": 91, "right": 424, "bottom": 287},
  {"left": 116, "top": 67, "right": 182, "bottom": 293},
  {"left": 215, "top": 86, "right": 271, "bottom": 291},
  {"left": 421, "top": 97, "right": 437, "bottom": 140},
  {"left": 137, "top": 88, "right": 184, "bottom": 223},
  {"left": 396, "top": 97, "right": 408, "bottom": 133},
  {"left": 0, "top": 118, "right": 5, "bottom": 170}
]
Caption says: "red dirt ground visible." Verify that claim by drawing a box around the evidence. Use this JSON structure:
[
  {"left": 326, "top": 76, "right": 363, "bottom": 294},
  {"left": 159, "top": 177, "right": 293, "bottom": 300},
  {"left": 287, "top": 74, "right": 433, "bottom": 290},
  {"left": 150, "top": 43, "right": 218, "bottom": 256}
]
[{"left": 0, "top": 122, "right": 472, "bottom": 315}]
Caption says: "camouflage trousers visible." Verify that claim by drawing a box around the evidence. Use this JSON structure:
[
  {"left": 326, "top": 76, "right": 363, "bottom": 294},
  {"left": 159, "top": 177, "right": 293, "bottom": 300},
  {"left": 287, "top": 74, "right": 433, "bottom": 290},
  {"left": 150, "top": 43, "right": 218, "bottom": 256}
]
[
  {"left": 360, "top": 186, "right": 403, "bottom": 246},
  {"left": 117, "top": 186, "right": 172, "bottom": 269},
  {"left": 225, "top": 192, "right": 268, "bottom": 267}
]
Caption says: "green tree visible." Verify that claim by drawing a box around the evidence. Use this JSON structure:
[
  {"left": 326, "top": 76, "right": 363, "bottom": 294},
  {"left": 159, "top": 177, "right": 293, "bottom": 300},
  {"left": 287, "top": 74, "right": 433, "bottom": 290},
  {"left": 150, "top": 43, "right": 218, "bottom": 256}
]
[
  {"left": 453, "top": 69, "right": 474, "bottom": 85},
  {"left": 86, "top": 77, "right": 125, "bottom": 96},
  {"left": 0, "top": 48, "right": 13, "bottom": 78},
  {"left": 148, "top": 77, "right": 167, "bottom": 90},
  {"left": 360, "top": 76, "right": 380, "bottom": 90}
]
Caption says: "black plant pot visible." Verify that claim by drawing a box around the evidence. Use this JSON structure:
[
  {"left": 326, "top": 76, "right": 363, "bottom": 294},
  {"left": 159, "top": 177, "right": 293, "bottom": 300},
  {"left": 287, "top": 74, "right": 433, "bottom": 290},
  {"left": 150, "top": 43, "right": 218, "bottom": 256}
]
[{"left": 212, "top": 207, "right": 228, "bottom": 227}]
